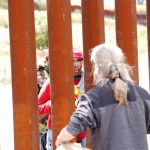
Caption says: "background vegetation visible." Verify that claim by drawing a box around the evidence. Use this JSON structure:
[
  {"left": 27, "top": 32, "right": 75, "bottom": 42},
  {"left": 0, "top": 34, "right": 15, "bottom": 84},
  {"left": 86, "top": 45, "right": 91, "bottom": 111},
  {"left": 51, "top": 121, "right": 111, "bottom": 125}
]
[{"left": 0, "top": 3, "right": 148, "bottom": 86}]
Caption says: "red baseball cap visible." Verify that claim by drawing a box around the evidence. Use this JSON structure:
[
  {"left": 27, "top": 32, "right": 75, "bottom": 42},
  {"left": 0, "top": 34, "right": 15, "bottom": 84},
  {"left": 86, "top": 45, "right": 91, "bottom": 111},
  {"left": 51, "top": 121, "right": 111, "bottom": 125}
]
[{"left": 73, "top": 48, "right": 83, "bottom": 60}]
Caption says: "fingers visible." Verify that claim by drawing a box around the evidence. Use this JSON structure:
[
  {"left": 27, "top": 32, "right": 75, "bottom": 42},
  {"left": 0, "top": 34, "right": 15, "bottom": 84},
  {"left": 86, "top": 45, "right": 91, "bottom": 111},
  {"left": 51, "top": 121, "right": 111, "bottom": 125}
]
[
  {"left": 55, "top": 137, "right": 70, "bottom": 147},
  {"left": 55, "top": 127, "right": 75, "bottom": 147}
]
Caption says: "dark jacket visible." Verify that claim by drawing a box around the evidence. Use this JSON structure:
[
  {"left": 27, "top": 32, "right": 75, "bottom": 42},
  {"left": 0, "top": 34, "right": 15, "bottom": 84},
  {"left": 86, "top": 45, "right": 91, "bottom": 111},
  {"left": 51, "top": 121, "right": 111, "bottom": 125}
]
[{"left": 67, "top": 81, "right": 150, "bottom": 150}]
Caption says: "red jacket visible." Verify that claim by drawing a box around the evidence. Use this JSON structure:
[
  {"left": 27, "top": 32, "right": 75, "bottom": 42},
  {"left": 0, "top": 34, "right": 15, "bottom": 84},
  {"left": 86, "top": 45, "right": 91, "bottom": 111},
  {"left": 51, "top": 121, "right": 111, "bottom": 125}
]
[
  {"left": 38, "top": 78, "right": 86, "bottom": 140},
  {"left": 38, "top": 78, "right": 52, "bottom": 128}
]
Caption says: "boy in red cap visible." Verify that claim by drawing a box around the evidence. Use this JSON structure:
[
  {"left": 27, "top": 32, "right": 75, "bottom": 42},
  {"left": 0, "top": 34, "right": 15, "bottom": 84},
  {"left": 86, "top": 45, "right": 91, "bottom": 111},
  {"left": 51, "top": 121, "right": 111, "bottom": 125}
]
[
  {"left": 73, "top": 49, "right": 86, "bottom": 147},
  {"left": 38, "top": 49, "right": 86, "bottom": 149}
]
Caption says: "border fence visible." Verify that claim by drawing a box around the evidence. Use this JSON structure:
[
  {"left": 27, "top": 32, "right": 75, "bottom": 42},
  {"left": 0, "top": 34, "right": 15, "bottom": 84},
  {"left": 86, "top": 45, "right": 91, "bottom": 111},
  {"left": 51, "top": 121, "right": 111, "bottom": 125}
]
[{"left": 7, "top": 0, "right": 149, "bottom": 149}]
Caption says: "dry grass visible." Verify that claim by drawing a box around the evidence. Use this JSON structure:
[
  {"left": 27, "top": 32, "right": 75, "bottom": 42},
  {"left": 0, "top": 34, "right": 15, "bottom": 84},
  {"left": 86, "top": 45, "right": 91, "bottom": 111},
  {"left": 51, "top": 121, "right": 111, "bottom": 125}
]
[{"left": 0, "top": 9, "right": 148, "bottom": 86}]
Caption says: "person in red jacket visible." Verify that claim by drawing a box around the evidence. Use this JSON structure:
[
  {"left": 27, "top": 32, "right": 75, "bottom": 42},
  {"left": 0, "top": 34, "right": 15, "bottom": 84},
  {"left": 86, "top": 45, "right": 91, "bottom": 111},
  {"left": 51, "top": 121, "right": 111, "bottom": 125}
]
[
  {"left": 73, "top": 49, "right": 86, "bottom": 147},
  {"left": 38, "top": 49, "right": 86, "bottom": 150},
  {"left": 38, "top": 78, "right": 52, "bottom": 150}
]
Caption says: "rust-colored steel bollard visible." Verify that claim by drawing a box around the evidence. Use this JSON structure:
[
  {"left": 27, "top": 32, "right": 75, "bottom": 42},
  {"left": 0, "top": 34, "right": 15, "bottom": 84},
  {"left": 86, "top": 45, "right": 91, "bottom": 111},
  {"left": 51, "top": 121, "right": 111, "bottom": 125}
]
[{"left": 8, "top": 0, "right": 39, "bottom": 149}]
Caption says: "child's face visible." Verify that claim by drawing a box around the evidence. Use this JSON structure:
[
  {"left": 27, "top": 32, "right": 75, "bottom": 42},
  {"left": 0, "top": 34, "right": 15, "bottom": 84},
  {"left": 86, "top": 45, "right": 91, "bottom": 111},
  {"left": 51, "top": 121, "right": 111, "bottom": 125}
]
[{"left": 73, "top": 58, "right": 83, "bottom": 76}]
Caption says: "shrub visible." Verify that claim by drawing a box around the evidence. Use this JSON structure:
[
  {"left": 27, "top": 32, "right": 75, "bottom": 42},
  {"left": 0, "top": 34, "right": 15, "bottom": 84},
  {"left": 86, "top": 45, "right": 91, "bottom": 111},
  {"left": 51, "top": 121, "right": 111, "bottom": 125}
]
[
  {"left": 36, "top": 26, "right": 48, "bottom": 50},
  {"left": 0, "top": 9, "right": 8, "bottom": 28},
  {"left": 0, "top": 2, "right": 8, "bottom": 9},
  {"left": 34, "top": 2, "right": 47, "bottom": 11},
  {"left": 35, "top": 11, "right": 48, "bottom": 50}
]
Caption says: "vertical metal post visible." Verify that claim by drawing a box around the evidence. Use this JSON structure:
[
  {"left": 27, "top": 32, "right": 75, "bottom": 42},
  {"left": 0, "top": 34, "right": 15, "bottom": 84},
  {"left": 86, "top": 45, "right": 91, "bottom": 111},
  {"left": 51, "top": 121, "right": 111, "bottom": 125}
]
[
  {"left": 8, "top": 0, "right": 39, "bottom": 150},
  {"left": 47, "top": 0, "right": 74, "bottom": 149},
  {"left": 115, "top": 0, "right": 139, "bottom": 82},
  {"left": 82, "top": 0, "right": 105, "bottom": 91},
  {"left": 146, "top": 0, "right": 150, "bottom": 91},
  {"left": 81, "top": 0, "right": 105, "bottom": 148}
]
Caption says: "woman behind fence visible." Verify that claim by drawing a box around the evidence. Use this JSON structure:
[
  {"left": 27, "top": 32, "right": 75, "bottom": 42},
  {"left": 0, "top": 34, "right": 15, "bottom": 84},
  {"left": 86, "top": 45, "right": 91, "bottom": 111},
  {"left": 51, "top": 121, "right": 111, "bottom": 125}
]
[{"left": 55, "top": 43, "right": 150, "bottom": 150}]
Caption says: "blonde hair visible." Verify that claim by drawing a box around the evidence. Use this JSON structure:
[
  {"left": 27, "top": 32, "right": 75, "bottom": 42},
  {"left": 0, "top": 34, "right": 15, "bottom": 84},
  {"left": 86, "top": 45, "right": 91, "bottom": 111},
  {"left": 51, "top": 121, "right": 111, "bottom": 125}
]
[{"left": 90, "top": 43, "right": 133, "bottom": 105}]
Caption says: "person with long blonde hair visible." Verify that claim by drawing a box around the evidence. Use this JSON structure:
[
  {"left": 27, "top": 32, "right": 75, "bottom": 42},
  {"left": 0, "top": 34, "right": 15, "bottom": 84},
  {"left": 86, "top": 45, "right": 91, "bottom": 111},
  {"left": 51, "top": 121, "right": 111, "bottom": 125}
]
[{"left": 56, "top": 43, "right": 150, "bottom": 150}]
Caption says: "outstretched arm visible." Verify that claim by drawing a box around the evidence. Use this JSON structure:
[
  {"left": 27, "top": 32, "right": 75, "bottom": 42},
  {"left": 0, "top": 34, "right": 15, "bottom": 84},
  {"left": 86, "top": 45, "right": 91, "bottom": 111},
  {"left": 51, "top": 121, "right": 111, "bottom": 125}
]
[{"left": 55, "top": 94, "right": 97, "bottom": 147}]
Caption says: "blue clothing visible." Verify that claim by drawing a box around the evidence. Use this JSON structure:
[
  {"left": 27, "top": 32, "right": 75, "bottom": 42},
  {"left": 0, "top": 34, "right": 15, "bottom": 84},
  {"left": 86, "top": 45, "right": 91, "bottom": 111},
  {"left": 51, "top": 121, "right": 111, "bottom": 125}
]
[
  {"left": 46, "top": 128, "right": 53, "bottom": 150},
  {"left": 40, "top": 133, "right": 47, "bottom": 150}
]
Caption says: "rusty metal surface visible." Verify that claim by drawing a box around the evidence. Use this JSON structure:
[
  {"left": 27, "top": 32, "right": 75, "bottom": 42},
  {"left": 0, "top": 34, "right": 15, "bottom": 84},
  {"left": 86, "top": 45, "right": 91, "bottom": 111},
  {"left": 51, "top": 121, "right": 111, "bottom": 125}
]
[
  {"left": 81, "top": 0, "right": 105, "bottom": 91},
  {"left": 8, "top": 0, "right": 39, "bottom": 149},
  {"left": 47, "top": 0, "right": 74, "bottom": 149},
  {"left": 7, "top": 0, "right": 148, "bottom": 149},
  {"left": 81, "top": 0, "right": 105, "bottom": 148},
  {"left": 147, "top": 0, "right": 150, "bottom": 91},
  {"left": 115, "top": 0, "right": 139, "bottom": 82}
]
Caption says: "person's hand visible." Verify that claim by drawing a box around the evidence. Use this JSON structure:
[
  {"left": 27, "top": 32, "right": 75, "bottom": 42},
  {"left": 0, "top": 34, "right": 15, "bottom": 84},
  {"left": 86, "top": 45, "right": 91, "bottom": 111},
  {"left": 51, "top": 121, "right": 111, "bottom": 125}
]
[{"left": 55, "top": 127, "right": 75, "bottom": 147}]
